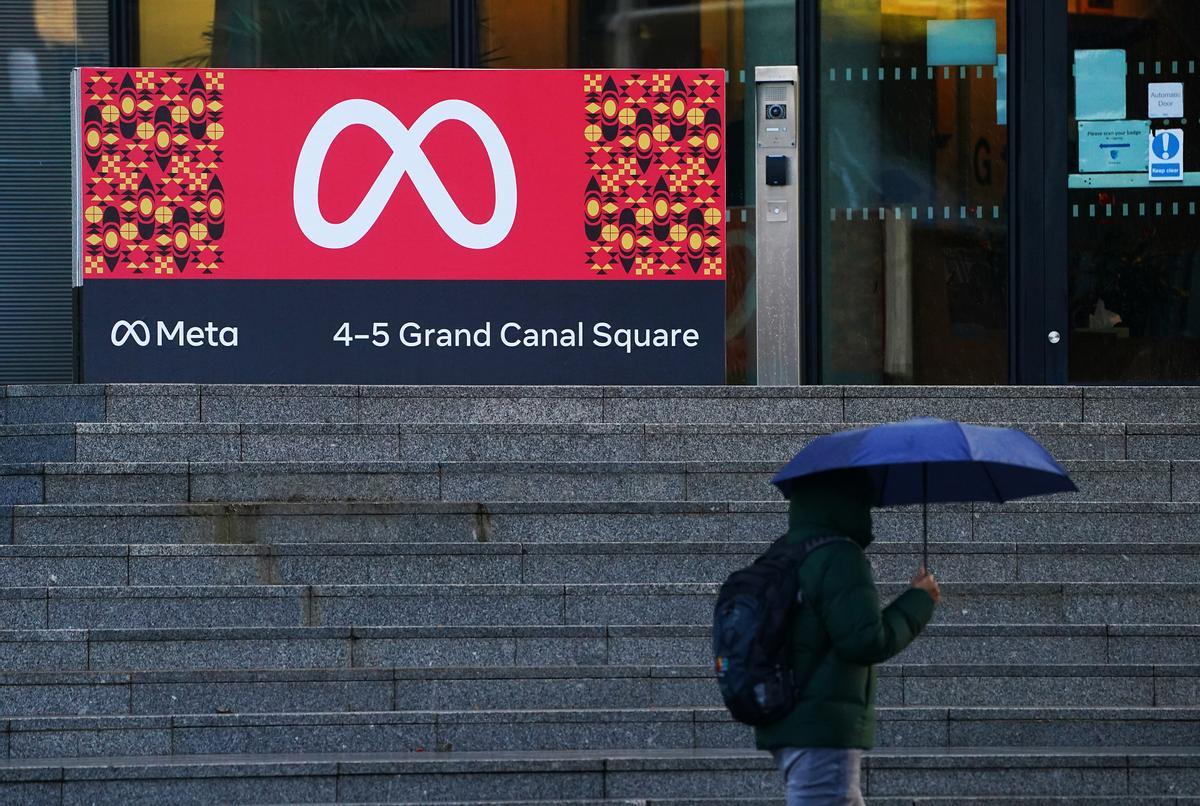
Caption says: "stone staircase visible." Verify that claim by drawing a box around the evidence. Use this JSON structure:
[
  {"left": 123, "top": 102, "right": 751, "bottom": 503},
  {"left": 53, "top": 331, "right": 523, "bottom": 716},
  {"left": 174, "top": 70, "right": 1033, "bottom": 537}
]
[{"left": 0, "top": 383, "right": 1198, "bottom": 804}]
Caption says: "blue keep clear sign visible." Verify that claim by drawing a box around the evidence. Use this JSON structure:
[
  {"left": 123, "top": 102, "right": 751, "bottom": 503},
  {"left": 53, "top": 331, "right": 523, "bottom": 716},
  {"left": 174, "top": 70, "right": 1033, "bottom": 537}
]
[
  {"left": 1078, "top": 120, "right": 1150, "bottom": 172},
  {"left": 1149, "top": 129, "right": 1184, "bottom": 181}
]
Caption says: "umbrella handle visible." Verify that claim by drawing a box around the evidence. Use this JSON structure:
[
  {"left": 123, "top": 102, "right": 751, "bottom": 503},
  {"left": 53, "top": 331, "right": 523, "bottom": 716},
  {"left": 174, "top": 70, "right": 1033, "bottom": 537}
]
[
  {"left": 922, "top": 464, "right": 931, "bottom": 575},
  {"left": 922, "top": 499, "right": 930, "bottom": 575}
]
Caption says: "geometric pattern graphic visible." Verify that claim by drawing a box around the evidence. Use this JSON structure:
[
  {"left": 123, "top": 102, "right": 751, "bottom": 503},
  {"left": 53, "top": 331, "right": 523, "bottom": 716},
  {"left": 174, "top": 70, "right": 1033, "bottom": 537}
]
[
  {"left": 81, "top": 70, "right": 225, "bottom": 277},
  {"left": 584, "top": 72, "right": 724, "bottom": 278}
]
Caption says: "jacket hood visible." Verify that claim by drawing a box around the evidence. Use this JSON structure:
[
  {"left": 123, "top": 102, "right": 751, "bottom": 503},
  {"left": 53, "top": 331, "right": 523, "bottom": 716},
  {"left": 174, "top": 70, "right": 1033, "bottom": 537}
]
[{"left": 785, "top": 469, "right": 875, "bottom": 548}]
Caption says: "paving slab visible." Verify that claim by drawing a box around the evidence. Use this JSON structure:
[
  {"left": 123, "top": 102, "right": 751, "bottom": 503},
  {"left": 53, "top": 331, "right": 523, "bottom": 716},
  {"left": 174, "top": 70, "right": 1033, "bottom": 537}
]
[
  {"left": 41, "top": 462, "right": 188, "bottom": 505},
  {"left": 0, "top": 630, "right": 88, "bottom": 672},
  {"left": 1, "top": 499, "right": 1115, "bottom": 547},
  {"left": 8, "top": 500, "right": 784, "bottom": 546},
  {"left": 360, "top": 386, "right": 604, "bottom": 425},
  {"left": 0, "top": 545, "right": 128, "bottom": 587},
  {"left": 397, "top": 423, "right": 645, "bottom": 462},
  {"left": 863, "top": 749, "right": 1131, "bottom": 797},
  {"left": 4, "top": 386, "right": 105, "bottom": 425},
  {"left": 600, "top": 386, "right": 842, "bottom": 425},
  {"left": 46, "top": 585, "right": 306, "bottom": 629},
  {"left": 241, "top": 424, "right": 401, "bottom": 462},
  {"left": 129, "top": 669, "right": 394, "bottom": 715},
  {"left": 104, "top": 385, "right": 201, "bottom": 424},
  {"left": 1128, "top": 424, "right": 1200, "bottom": 460},
  {"left": 844, "top": 386, "right": 1084, "bottom": 424},
  {"left": 0, "top": 425, "right": 75, "bottom": 463},
  {"left": 0, "top": 747, "right": 1192, "bottom": 804},
  {"left": 86, "top": 626, "right": 352, "bottom": 671},
  {"left": 0, "top": 464, "right": 43, "bottom": 506},
  {"left": 189, "top": 461, "right": 441, "bottom": 504},
  {"left": 1085, "top": 386, "right": 1200, "bottom": 424},
  {"left": 643, "top": 422, "right": 1126, "bottom": 463},
  {"left": 973, "top": 502, "right": 1200, "bottom": 543},
  {"left": 0, "top": 671, "right": 133, "bottom": 717},
  {"left": 200, "top": 385, "right": 361, "bottom": 424},
  {"left": 75, "top": 423, "right": 240, "bottom": 462}
]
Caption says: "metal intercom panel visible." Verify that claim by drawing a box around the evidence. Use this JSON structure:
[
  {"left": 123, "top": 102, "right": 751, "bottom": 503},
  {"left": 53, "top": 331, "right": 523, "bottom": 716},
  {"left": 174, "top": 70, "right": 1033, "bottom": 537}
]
[{"left": 754, "top": 66, "right": 801, "bottom": 385}]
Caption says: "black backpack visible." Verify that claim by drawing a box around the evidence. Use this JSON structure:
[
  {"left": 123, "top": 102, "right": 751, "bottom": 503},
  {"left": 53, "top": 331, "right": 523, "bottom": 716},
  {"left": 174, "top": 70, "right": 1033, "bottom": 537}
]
[{"left": 712, "top": 534, "right": 847, "bottom": 726}]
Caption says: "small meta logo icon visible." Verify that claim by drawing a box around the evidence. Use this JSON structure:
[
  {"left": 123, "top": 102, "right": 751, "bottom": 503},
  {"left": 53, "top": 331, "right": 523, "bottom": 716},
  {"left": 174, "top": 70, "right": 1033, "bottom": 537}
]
[
  {"left": 293, "top": 99, "right": 518, "bottom": 251},
  {"left": 110, "top": 320, "right": 151, "bottom": 347}
]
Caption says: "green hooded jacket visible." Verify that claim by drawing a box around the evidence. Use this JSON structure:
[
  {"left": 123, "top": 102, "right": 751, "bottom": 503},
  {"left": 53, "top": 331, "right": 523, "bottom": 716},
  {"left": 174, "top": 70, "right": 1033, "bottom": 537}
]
[{"left": 753, "top": 470, "right": 935, "bottom": 750}]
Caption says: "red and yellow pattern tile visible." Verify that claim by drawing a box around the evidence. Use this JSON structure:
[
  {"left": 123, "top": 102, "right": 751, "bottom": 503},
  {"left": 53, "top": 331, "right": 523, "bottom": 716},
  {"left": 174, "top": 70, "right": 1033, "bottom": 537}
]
[
  {"left": 81, "top": 70, "right": 225, "bottom": 276},
  {"left": 584, "top": 71, "right": 724, "bottom": 278}
]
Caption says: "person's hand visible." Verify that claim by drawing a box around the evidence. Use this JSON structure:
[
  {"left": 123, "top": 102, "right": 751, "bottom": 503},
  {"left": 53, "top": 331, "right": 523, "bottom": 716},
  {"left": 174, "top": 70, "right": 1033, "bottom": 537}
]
[{"left": 911, "top": 566, "right": 941, "bottom": 604}]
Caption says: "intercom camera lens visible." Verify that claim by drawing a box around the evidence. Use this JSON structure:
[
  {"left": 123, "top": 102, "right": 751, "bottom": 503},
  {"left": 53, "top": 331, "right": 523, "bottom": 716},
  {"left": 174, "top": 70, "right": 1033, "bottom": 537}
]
[{"left": 765, "top": 103, "right": 786, "bottom": 120}]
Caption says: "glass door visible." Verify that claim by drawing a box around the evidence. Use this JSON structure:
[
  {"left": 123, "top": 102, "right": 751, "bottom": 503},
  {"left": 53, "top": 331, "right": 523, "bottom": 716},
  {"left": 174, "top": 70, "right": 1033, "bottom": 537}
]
[
  {"left": 1065, "top": 0, "right": 1200, "bottom": 382},
  {"left": 817, "top": 0, "right": 1010, "bottom": 385}
]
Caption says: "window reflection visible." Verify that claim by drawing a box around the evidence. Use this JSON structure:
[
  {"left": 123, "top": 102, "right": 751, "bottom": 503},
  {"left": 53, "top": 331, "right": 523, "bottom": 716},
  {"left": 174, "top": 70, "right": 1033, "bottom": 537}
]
[
  {"left": 1067, "top": 0, "right": 1200, "bottom": 382},
  {"left": 820, "top": 0, "right": 1009, "bottom": 384},
  {"left": 138, "top": 0, "right": 452, "bottom": 68}
]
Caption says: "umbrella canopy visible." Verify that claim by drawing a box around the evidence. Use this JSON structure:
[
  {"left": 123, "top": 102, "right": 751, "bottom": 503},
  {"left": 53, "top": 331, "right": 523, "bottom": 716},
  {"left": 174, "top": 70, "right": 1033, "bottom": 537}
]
[
  {"left": 772, "top": 418, "right": 1077, "bottom": 569},
  {"left": 772, "top": 418, "right": 1077, "bottom": 504}
]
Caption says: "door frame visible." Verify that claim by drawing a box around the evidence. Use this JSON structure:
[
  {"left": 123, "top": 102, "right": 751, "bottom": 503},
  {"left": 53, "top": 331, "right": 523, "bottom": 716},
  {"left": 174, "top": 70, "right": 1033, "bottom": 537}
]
[
  {"left": 1010, "top": 0, "right": 1070, "bottom": 384},
  {"left": 794, "top": 0, "right": 1070, "bottom": 384}
]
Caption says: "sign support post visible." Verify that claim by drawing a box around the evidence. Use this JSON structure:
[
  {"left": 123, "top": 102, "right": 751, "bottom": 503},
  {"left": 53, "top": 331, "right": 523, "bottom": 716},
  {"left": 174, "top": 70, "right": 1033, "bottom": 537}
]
[{"left": 754, "top": 65, "right": 802, "bottom": 386}]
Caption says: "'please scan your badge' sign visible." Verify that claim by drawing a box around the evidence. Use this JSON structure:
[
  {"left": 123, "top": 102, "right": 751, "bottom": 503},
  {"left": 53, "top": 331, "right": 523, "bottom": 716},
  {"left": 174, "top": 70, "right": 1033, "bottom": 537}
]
[{"left": 75, "top": 68, "right": 726, "bottom": 383}]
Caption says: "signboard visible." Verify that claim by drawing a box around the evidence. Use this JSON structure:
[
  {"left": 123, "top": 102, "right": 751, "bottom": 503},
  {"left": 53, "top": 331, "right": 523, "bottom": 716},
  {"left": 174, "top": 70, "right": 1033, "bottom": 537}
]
[
  {"left": 1078, "top": 120, "right": 1150, "bottom": 172},
  {"left": 1150, "top": 129, "right": 1184, "bottom": 181},
  {"left": 74, "top": 69, "right": 726, "bottom": 384},
  {"left": 1148, "top": 82, "right": 1184, "bottom": 119}
]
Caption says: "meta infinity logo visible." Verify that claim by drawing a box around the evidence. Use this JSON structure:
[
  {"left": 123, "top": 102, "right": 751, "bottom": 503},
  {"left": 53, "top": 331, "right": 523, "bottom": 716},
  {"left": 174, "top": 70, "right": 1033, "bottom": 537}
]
[
  {"left": 110, "top": 320, "right": 239, "bottom": 348},
  {"left": 110, "top": 320, "right": 151, "bottom": 347},
  {"left": 293, "top": 99, "right": 518, "bottom": 250}
]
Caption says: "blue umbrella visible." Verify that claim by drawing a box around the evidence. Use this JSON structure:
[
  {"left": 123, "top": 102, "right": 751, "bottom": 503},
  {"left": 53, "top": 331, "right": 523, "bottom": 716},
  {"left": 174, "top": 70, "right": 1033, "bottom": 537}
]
[{"left": 772, "top": 418, "right": 1077, "bottom": 568}]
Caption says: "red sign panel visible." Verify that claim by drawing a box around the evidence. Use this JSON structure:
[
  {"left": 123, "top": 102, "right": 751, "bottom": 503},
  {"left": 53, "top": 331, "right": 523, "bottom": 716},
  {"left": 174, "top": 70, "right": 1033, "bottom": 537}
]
[
  {"left": 78, "top": 68, "right": 725, "bottom": 282},
  {"left": 76, "top": 68, "right": 726, "bottom": 384}
]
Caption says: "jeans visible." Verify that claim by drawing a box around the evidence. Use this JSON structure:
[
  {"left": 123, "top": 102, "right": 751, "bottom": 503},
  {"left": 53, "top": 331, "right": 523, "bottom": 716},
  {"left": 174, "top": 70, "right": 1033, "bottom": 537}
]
[{"left": 771, "top": 747, "right": 865, "bottom": 806}]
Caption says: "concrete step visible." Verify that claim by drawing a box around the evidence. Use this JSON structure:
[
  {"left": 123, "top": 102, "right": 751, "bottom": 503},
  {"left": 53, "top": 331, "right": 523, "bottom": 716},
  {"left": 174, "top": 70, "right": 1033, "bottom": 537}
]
[
  {"left": 0, "top": 541, "right": 1194, "bottom": 586},
  {"left": 0, "top": 664, "right": 1193, "bottom": 717},
  {"left": 6, "top": 383, "right": 1200, "bottom": 425},
  {"left": 264, "top": 801, "right": 777, "bottom": 806},
  {"left": 261, "top": 799, "right": 1200, "bottom": 806},
  {"left": 6, "top": 706, "right": 1200, "bottom": 759},
  {"left": 0, "top": 747, "right": 1193, "bottom": 803},
  {"left": 0, "top": 581, "right": 1194, "bottom": 629},
  {"left": 1, "top": 459, "right": 1193, "bottom": 506},
  {"left": 1, "top": 421, "right": 1156, "bottom": 464},
  {"left": 0, "top": 624, "right": 1196, "bottom": 672},
  {"left": 7, "top": 500, "right": 1200, "bottom": 547}
]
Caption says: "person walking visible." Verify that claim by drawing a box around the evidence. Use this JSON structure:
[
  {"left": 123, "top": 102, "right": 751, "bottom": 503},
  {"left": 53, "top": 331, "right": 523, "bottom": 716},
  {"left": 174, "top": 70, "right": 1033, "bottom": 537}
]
[{"left": 756, "top": 468, "right": 940, "bottom": 805}]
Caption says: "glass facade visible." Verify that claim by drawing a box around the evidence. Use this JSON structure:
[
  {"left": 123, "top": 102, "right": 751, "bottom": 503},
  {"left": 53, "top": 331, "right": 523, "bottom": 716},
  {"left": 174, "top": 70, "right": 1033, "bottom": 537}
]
[
  {"left": 1066, "top": 0, "right": 1200, "bottom": 382},
  {"left": 0, "top": 0, "right": 1195, "bottom": 384},
  {"left": 136, "top": 0, "right": 453, "bottom": 67},
  {"left": 818, "top": 0, "right": 1009, "bottom": 385}
]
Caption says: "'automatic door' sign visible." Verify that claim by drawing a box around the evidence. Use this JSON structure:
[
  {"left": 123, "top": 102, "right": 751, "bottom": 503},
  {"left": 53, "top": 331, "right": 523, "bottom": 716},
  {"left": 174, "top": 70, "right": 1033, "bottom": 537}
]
[{"left": 74, "top": 69, "right": 725, "bottom": 384}]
